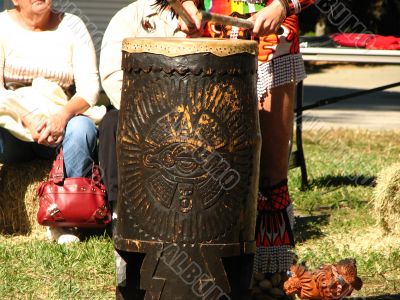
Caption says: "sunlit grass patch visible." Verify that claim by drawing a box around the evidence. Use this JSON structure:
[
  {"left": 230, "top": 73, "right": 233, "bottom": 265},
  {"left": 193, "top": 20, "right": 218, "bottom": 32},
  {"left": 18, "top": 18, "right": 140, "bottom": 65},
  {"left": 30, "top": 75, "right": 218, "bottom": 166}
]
[
  {"left": 290, "top": 130, "right": 400, "bottom": 296},
  {"left": 0, "top": 236, "right": 115, "bottom": 300}
]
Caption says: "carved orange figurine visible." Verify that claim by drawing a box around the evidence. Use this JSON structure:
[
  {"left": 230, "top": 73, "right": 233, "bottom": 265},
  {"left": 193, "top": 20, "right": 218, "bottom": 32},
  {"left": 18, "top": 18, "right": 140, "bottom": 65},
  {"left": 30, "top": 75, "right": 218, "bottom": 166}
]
[{"left": 283, "top": 259, "right": 363, "bottom": 299}]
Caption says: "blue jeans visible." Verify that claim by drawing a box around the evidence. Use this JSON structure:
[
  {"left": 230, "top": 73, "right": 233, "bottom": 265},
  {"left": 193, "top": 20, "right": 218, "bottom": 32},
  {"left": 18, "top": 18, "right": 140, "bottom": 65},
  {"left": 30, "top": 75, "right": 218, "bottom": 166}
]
[{"left": 0, "top": 116, "right": 97, "bottom": 177}]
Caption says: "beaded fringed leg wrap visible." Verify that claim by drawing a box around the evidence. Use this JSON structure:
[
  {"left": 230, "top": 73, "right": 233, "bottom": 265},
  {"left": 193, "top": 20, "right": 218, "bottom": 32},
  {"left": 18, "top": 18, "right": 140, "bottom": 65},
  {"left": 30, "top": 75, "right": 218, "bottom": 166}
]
[{"left": 254, "top": 179, "right": 295, "bottom": 274}]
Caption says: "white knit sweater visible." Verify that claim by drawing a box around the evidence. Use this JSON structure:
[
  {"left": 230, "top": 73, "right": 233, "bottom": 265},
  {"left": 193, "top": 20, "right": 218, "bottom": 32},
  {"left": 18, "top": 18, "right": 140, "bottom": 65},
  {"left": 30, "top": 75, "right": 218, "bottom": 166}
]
[{"left": 0, "top": 10, "right": 99, "bottom": 106}]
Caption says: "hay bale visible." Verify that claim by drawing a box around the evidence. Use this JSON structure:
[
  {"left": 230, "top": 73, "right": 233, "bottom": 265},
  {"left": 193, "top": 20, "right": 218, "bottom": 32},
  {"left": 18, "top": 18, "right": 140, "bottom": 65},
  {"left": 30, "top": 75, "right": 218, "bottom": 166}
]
[
  {"left": 373, "top": 163, "right": 400, "bottom": 234},
  {"left": 0, "top": 160, "right": 51, "bottom": 235}
]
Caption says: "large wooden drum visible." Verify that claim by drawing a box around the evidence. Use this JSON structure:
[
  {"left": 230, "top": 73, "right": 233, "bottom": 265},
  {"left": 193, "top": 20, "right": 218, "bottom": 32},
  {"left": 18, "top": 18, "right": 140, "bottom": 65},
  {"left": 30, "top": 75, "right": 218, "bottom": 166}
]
[{"left": 115, "top": 38, "right": 260, "bottom": 299}]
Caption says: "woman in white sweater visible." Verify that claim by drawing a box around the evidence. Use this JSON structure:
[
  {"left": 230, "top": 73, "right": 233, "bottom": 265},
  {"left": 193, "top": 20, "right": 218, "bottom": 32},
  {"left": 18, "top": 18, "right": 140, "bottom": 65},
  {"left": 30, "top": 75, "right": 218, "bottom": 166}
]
[{"left": 0, "top": 0, "right": 100, "bottom": 243}]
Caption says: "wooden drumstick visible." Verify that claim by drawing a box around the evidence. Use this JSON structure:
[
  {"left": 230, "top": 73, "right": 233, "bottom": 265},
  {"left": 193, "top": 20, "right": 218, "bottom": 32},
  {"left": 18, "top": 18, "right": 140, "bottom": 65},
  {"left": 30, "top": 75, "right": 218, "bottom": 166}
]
[
  {"left": 198, "top": 11, "right": 255, "bottom": 30},
  {"left": 199, "top": 11, "right": 284, "bottom": 35},
  {"left": 167, "top": 0, "right": 284, "bottom": 35}
]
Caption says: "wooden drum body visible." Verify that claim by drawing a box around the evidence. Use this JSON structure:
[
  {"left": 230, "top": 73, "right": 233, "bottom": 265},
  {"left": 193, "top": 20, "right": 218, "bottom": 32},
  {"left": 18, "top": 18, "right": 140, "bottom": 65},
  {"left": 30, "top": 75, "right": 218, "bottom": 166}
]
[{"left": 116, "top": 38, "right": 260, "bottom": 299}]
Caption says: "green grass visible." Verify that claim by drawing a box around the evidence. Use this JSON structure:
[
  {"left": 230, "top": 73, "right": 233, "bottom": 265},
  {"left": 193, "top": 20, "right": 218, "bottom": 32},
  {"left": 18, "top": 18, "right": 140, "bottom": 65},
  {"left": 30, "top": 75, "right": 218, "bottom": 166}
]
[
  {"left": 290, "top": 130, "right": 400, "bottom": 212},
  {"left": 0, "top": 129, "right": 399, "bottom": 299},
  {"left": 0, "top": 236, "right": 115, "bottom": 300}
]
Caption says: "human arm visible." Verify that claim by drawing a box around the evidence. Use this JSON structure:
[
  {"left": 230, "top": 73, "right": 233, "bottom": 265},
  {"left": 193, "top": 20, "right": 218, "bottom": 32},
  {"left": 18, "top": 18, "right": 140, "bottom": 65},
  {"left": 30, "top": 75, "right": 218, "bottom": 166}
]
[
  {"left": 38, "top": 14, "right": 99, "bottom": 146},
  {"left": 177, "top": 0, "right": 203, "bottom": 36},
  {"left": 100, "top": 5, "right": 139, "bottom": 110},
  {"left": 249, "top": 0, "right": 315, "bottom": 36},
  {"left": 153, "top": 0, "right": 203, "bottom": 36},
  {"left": 69, "top": 14, "right": 100, "bottom": 109},
  {"left": 249, "top": 0, "right": 286, "bottom": 37},
  {"left": 287, "top": 0, "right": 315, "bottom": 15}
]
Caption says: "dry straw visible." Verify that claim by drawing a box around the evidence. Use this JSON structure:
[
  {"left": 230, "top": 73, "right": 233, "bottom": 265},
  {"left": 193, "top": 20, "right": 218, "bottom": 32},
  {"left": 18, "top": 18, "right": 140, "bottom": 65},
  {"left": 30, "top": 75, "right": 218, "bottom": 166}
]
[
  {"left": 373, "top": 163, "right": 400, "bottom": 234},
  {"left": 0, "top": 161, "right": 51, "bottom": 235}
]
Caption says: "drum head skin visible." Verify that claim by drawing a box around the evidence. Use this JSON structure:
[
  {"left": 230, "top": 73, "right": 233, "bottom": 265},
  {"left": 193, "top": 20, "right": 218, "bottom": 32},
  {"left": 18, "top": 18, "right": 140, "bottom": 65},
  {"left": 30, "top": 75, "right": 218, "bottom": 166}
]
[{"left": 122, "top": 37, "right": 258, "bottom": 57}]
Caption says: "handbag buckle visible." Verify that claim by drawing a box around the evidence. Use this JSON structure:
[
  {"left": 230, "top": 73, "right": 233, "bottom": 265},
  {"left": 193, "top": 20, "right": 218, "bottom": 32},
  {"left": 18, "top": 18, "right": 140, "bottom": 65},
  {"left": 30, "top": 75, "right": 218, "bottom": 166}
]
[
  {"left": 95, "top": 205, "right": 108, "bottom": 219},
  {"left": 47, "top": 203, "right": 61, "bottom": 217}
]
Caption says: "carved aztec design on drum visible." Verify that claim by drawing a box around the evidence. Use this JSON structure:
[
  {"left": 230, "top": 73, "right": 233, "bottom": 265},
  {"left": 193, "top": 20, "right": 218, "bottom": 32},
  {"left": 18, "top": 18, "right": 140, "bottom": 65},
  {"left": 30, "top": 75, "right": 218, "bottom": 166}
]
[{"left": 119, "top": 72, "right": 255, "bottom": 243}]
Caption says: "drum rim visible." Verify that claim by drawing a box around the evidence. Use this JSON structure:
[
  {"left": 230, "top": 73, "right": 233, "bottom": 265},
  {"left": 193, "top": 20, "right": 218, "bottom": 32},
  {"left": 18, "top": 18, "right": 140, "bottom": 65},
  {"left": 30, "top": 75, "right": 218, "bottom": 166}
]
[{"left": 122, "top": 37, "right": 258, "bottom": 57}]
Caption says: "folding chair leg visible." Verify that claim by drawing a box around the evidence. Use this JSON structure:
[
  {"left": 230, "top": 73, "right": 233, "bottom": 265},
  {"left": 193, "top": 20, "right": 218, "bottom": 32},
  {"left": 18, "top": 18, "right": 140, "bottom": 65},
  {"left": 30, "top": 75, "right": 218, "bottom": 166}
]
[{"left": 295, "top": 81, "right": 308, "bottom": 189}]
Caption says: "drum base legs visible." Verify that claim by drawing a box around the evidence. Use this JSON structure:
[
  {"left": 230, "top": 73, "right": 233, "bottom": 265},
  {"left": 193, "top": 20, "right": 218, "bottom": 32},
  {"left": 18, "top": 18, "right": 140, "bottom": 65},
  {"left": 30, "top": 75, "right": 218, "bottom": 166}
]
[
  {"left": 114, "top": 241, "right": 255, "bottom": 299},
  {"left": 222, "top": 254, "right": 254, "bottom": 300},
  {"left": 115, "top": 251, "right": 145, "bottom": 300}
]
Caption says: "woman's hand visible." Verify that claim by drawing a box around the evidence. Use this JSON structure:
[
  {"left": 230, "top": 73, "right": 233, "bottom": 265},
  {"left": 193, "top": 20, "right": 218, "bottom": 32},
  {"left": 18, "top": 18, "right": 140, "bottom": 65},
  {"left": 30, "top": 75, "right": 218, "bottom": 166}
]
[
  {"left": 248, "top": 0, "right": 286, "bottom": 37},
  {"left": 37, "top": 109, "right": 70, "bottom": 147},
  {"left": 178, "top": 1, "right": 204, "bottom": 37},
  {"left": 36, "top": 96, "right": 90, "bottom": 147},
  {"left": 21, "top": 114, "right": 46, "bottom": 142}
]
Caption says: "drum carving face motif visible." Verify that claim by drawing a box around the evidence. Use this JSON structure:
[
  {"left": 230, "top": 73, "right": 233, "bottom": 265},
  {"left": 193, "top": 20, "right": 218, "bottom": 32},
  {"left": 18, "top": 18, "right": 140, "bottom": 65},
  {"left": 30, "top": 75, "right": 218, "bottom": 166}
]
[{"left": 143, "top": 108, "right": 229, "bottom": 210}]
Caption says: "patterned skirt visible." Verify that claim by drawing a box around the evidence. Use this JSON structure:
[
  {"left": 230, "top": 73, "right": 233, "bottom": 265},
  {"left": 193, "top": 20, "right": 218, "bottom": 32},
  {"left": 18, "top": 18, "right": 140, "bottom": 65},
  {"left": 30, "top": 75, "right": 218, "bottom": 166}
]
[{"left": 257, "top": 53, "right": 306, "bottom": 101}]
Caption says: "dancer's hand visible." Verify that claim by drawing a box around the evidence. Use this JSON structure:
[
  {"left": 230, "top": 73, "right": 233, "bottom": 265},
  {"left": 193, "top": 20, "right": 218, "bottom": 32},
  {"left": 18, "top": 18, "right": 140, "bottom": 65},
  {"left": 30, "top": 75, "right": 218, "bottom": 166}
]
[
  {"left": 178, "top": 1, "right": 204, "bottom": 37},
  {"left": 248, "top": 0, "right": 286, "bottom": 36}
]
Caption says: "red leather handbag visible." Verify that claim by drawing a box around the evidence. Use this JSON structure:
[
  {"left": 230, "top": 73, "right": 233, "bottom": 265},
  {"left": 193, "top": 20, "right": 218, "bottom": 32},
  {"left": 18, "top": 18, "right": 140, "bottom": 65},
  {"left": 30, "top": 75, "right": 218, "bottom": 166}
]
[{"left": 37, "top": 148, "right": 111, "bottom": 228}]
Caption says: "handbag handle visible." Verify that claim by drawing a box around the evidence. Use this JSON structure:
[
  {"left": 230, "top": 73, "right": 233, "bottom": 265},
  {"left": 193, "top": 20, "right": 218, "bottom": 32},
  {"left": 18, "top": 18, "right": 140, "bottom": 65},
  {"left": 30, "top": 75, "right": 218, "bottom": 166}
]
[
  {"left": 91, "top": 164, "right": 102, "bottom": 187},
  {"left": 49, "top": 148, "right": 65, "bottom": 184},
  {"left": 49, "top": 148, "right": 102, "bottom": 186}
]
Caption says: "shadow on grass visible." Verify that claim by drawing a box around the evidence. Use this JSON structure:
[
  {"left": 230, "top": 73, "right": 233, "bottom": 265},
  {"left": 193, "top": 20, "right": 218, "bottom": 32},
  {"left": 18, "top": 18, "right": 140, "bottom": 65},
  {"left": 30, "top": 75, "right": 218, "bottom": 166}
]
[
  {"left": 294, "top": 215, "right": 330, "bottom": 243},
  {"left": 346, "top": 295, "right": 400, "bottom": 300},
  {"left": 311, "top": 175, "right": 376, "bottom": 188}
]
